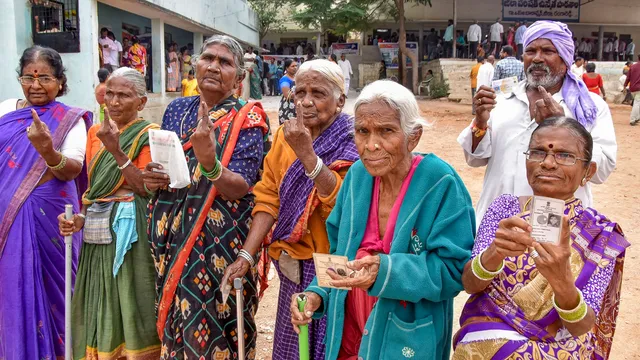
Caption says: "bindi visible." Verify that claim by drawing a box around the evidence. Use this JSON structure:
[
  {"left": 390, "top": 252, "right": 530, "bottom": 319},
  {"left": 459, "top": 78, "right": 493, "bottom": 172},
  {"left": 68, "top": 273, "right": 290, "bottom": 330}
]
[{"left": 548, "top": 144, "right": 554, "bottom": 149}]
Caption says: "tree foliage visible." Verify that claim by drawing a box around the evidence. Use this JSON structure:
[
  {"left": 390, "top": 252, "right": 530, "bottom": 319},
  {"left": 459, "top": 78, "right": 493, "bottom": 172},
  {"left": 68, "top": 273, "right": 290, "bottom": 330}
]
[
  {"left": 248, "top": 0, "right": 288, "bottom": 42},
  {"left": 289, "top": 0, "right": 384, "bottom": 36}
]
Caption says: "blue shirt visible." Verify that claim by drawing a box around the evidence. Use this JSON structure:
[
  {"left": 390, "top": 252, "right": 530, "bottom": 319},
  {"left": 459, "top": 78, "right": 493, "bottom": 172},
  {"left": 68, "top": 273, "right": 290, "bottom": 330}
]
[
  {"left": 279, "top": 76, "right": 294, "bottom": 92},
  {"left": 493, "top": 57, "right": 525, "bottom": 82},
  {"left": 515, "top": 25, "right": 527, "bottom": 45},
  {"left": 444, "top": 25, "right": 454, "bottom": 42},
  {"left": 269, "top": 64, "right": 277, "bottom": 77}
]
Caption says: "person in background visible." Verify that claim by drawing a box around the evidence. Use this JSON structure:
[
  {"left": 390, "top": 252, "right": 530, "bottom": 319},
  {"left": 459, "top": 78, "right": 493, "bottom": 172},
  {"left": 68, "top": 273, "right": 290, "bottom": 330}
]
[
  {"left": 143, "top": 35, "right": 270, "bottom": 359},
  {"left": 250, "top": 51, "right": 263, "bottom": 99},
  {"left": 468, "top": 20, "right": 482, "bottom": 59},
  {"left": 296, "top": 42, "right": 304, "bottom": 56},
  {"left": 181, "top": 47, "right": 193, "bottom": 80},
  {"left": 59, "top": 67, "right": 161, "bottom": 360},
  {"left": 577, "top": 38, "right": 588, "bottom": 60},
  {"left": 618, "top": 39, "right": 627, "bottom": 62},
  {"left": 493, "top": 45, "right": 524, "bottom": 82},
  {"left": 571, "top": 57, "right": 585, "bottom": 79},
  {"left": 121, "top": 37, "right": 131, "bottom": 68},
  {"left": 107, "top": 31, "right": 122, "bottom": 69},
  {"left": 459, "top": 20, "right": 617, "bottom": 225},
  {"left": 490, "top": 18, "right": 504, "bottom": 57},
  {"left": 626, "top": 39, "right": 635, "bottom": 61},
  {"left": 453, "top": 117, "right": 629, "bottom": 360},
  {"left": 470, "top": 56, "right": 483, "bottom": 115},
  {"left": 427, "top": 28, "right": 440, "bottom": 60},
  {"left": 582, "top": 62, "right": 606, "bottom": 100},
  {"left": 338, "top": 53, "right": 353, "bottom": 96},
  {"left": 277, "top": 44, "right": 284, "bottom": 55},
  {"left": 624, "top": 56, "right": 640, "bottom": 125},
  {"left": 278, "top": 58, "right": 298, "bottom": 124},
  {"left": 476, "top": 54, "right": 495, "bottom": 91},
  {"left": 619, "top": 68, "right": 633, "bottom": 105},
  {"left": 457, "top": 31, "right": 467, "bottom": 58},
  {"left": 0, "top": 45, "right": 92, "bottom": 360},
  {"left": 275, "top": 60, "right": 284, "bottom": 95},
  {"left": 269, "top": 58, "right": 278, "bottom": 96},
  {"left": 95, "top": 68, "right": 110, "bottom": 122},
  {"left": 507, "top": 24, "right": 516, "bottom": 50},
  {"left": 99, "top": 27, "right": 118, "bottom": 72},
  {"left": 329, "top": 53, "right": 338, "bottom": 64},
  {"left": 379, "top": 59, "right": 387, "bottom": 80},
  {"left": 181, "top": 69, "right": 199, "bottom": 97},
  {"left": 263, "top": 57, "right": 271, "bottom": 95},
  {"left": 127, "top": 36, "right": 147, "bottom": 75},
  {"left": 444, "top": 19, "right": 454, "bottom": 58},
  {"left": 166, "top": 43, "right": 180, "bottom": 92},
  {"left": 270, "top": 43, "right": 277, "bottom": 55},
  {"left": 613, "top": 37, "right": 620, "bottom": 61},
  {"left": 224, "top": 59, "right": 357, "bottom": 360},
  {"left": 515, "top": 21, "right": 527, "bottom": 60},
  {"left": 290, "top": 80, "right": 475, "bottom": 360},
  {"left": 321, "top": 43, "right": 328, "bottom": 56},
  {"left": 604, "top": 38, "right": 614, "bottom": 61}
]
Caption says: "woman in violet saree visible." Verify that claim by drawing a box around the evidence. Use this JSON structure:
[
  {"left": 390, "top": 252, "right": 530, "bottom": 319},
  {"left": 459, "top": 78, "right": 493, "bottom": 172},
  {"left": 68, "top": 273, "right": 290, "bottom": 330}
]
[
  {"left": 290, "top": 80, "right": 475, "bottom": 360},
  {"left": 223, "top": 59, "right": 359, "bottom": 360},
  {"left": 0, "top": 46, "right": 92, "bottom": 359},
  {"left": 453, "top": 117, "right": 630, "bottom": 360},
  {"left": 59, "top": 68, "right": 160, "bottom": 359},
  {"left": 143, "top": 35, "right": 269, "bottom": 359}
]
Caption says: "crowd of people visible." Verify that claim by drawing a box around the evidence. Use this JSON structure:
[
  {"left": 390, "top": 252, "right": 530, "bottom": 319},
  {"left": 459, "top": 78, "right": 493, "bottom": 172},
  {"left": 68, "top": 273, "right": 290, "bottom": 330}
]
[{"left": 0, "top": 20, "right": 632, "bottom": 360}]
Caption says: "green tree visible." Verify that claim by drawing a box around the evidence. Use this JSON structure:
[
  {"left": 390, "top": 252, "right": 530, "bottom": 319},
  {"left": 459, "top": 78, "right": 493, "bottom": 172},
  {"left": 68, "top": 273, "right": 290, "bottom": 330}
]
[{"left": 248, "top": 0, "right": 288, "bottom": 44}]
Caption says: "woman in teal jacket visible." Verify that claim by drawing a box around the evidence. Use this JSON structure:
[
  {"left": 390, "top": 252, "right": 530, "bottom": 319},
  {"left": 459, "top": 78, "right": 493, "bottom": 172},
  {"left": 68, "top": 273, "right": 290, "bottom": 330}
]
[{"left": 291, "top": 80, "right": 476, "bottom": 360}]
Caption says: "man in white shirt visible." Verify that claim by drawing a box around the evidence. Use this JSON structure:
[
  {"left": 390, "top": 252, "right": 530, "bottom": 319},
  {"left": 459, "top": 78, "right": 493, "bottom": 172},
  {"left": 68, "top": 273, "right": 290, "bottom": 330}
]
[
  {"left": 490, "top": 18, "right": 504, "bottom": 58},
  {"left": 476, "top": 55, "right": 495, "bottom": 90},
  {"left": 338, "top": 54, "right": 353, "bottom": 96},
  {"left": 613, "top": 37, "right": 620, "bottom": 61},
  {"left": 570, "top": 57, "right": 585, "bottom": 79},
  {"left": 107, "top": 31, "right": 122, "bottom": 69},
  {"left": 459, "top": 20, "right": 617, "bottom": 225},
  {"left": 626, "top": 39, "right": 635, "bottom": 61},
  {"left": 98, "top": 27, "right": 118, "bottom": 72},
  {"left": 468, "top": 20, "right": 482, "bottom": 59},
  {"left": 577, "top": 38, "right": 588, "bottom": 60},
  {"left": 296, "top": 42, "right": 304, "bottom": 56},
  {"left": 604, "top": 38, "right": 614, "bottom": 61}
]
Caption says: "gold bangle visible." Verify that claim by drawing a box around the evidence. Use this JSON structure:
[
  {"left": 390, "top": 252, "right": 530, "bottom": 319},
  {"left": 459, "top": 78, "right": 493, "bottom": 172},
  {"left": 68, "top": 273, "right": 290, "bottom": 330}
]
[
  {"left": 47, "top": 153, "right": 67, "bottom": 171},
  {"left": 471, "top": 123, "right": 488, "bottom": 138}
]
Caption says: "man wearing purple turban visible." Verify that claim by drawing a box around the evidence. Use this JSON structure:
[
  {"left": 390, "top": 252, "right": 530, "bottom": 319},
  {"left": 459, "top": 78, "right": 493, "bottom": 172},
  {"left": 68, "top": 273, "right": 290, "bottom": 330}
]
[{"left": 457, "top": 20, "right": 617, "bottom": 226}]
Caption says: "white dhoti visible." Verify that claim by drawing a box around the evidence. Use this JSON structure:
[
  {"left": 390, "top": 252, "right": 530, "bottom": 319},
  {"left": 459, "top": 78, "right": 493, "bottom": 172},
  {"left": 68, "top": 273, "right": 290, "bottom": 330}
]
[
  {"left": 631, "top": 91, "right": 640, "bottom": 125},
  {"left": 344, "top": 78, "right": 350, "bottom": 96}
]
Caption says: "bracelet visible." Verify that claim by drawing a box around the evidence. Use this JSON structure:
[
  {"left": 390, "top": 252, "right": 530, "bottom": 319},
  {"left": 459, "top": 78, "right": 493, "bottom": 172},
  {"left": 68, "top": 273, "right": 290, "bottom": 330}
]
[
  {"left": 471, "top": 248, "right": 504, "bottom": 281},
  {"left": 553, "top": 289, "right": 588, "bottom": 323},
  {"left": 304, "top": 156, "right": 323, "bottom": 180},
  {"left": 46, "top": 153, "right": 67, "bottom": 171},
  {"left": 199, "top": 160, "right": 223, "bottom": 181},
  {"left": 77, "top": 213, "right": 86, "bottom": 219},
  {"left": 143, "top": 183, "right": 156, "bottom": 195},
  {"left": 238, "top": 249, "right": 255, "bottom": 267},
  {"left": 471, "top": 122, "right": 488, "bottom": 138},
  {"left": 118, "top": 158, "right": 132, "bottom": 170}
]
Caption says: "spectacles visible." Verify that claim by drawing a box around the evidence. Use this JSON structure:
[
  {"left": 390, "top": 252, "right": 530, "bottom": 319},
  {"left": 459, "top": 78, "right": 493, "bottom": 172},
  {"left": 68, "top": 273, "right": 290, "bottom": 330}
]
[
  {"left": 523, "top": 150, "right": 588, "bottom": 166},
  {"left": 19, "top": 76, "right": 57, "bottom": 86}
]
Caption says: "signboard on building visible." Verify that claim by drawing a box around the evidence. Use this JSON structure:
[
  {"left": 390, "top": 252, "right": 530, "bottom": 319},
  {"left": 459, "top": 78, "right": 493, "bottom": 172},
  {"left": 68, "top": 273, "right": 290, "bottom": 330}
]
[
  {"left": 331, "top": 43, "right": 359, "bottom": 56},
  {"left": 502, "top": 0, "right": 580, "bottom": 22},
  {"left": 378, "top": 42, "right": 418, "bottom": 69}
]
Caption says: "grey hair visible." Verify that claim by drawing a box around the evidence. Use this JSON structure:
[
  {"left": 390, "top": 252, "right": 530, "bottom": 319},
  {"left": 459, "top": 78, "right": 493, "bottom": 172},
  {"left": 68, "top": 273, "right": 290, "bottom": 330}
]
[
  {"left": 109, "top": 67, "right": 147, "bottom": 97},
  {"left": 295, "top": 59, "right": 345, "bottom": 100},
  {"left": 354, "top": 80, "right": 429, "bottom": 136},
  {"left": 200, "top": 35, "right": 245, "bottom": 77}
]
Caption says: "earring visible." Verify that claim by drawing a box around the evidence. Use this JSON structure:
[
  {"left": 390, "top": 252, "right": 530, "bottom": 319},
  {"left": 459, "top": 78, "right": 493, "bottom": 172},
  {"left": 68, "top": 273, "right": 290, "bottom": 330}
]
[
  {"left": 336, "top": 107, "right": 342, "bottom": 114},
  {"left": 59, "top": 85, "right": 62, "bottom": 90},
  {"left": 581, "top": 177, "right": 587, "bottom": 186}
]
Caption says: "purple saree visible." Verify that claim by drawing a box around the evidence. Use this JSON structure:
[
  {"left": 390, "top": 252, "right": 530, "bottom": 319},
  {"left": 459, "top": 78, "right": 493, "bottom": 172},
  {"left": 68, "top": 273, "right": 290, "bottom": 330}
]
[
  {"left": 453, "top": 195, "right": 630, "bottom": 360},
  {"left": 0, "top": 102, "right": 91, "bottom": 359}
]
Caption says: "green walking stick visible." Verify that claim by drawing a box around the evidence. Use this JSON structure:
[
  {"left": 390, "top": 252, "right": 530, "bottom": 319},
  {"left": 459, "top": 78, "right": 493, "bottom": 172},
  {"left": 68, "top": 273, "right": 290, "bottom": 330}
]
[{"left": 297, "top": 294, "right": 310, "bottom": 360}]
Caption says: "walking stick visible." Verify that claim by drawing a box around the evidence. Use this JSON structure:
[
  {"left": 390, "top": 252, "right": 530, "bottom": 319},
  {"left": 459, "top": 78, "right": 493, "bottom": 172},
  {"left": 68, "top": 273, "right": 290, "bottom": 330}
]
[
  {"left": 234, "top": 278, "right": 245, "bottom": 360},
  {"left": 64, "top": 204, "right": 73, "bottom": 360},
  {"left": 297, "top": 294, "right": 310, "bottom": 360}
]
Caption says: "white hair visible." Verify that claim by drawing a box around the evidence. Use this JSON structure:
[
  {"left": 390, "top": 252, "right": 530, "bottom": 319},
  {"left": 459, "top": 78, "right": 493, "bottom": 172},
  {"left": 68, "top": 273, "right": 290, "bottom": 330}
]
[
  {"left": 354, "top": 80, "right": 428, "bottom": 136},
  {"left": 295, "top": 59, "right": 345, "bottom": 100},
  {"left": 109, "top": 67, "right": 147, "bottom": 97}
]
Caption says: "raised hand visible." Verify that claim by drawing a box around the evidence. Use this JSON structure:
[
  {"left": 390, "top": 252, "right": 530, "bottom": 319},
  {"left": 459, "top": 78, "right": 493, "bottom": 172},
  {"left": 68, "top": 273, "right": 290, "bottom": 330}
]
[
  {"left": 473, "top": 86, "right": 497, "bottom": 128},
  {"left": 96, "top": 108, "right": 122, "bottom": 154},
  {"left": 533, "top": 86, "right": 565, "bottom": 124},
  {"left": 283, "top": 101, "right": 314, "bottom": 160},
  {"left": 191, "top": 100, "right": 217, "bottom": 171},
  {"left": 27, "top": 109, "right": 54, "bottom": 156}
]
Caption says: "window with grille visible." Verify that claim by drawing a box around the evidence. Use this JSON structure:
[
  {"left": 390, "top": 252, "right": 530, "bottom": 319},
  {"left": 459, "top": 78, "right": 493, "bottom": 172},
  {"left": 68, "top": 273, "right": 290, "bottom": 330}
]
[{"left": 31, "top": 0, "right": 80, "bottom": 53}]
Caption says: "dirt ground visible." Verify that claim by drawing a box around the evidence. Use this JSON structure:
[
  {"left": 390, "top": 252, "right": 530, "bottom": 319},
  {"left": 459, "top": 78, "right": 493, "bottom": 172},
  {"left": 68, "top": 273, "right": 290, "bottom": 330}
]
[{"left": 255, "top": 100, "right": 640, "bottom": 359}]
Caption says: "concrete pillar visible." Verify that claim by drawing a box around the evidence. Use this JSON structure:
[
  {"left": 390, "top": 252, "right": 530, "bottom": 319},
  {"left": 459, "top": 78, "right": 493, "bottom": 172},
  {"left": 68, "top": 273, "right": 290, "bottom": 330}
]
[
  {"left": 0, "top": 0, "right": 32, "bottom": 102},
  {"left": 419, "top": 27, "right": 424, "bottom": 61},
  {"left": 597, "top": 26, "right": 604, "bottom": 61},
  {"left": 452, "top": 0, "right": 457, "bottom": 58},
  {"left": 193, "top": 32, "right": 204, "bottom": 53},
  {"left": 152, "top": 18, "right": 166, "bottom": 94}
]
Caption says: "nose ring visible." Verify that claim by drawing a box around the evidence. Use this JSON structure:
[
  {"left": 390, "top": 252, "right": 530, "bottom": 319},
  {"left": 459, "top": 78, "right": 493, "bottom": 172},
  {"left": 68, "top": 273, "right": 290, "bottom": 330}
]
[{"left": 374, "top": 144, "right": 380, "bottom": 150}]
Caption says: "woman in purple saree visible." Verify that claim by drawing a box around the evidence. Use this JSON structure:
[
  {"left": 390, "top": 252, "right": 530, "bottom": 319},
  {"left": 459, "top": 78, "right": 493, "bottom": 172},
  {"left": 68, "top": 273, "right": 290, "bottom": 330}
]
[
  {"left": 0, "top": 46, "right": 92, "bottom": 359},
  {"left": 453, "top": 117, "right": 629, "bottom": 360}
]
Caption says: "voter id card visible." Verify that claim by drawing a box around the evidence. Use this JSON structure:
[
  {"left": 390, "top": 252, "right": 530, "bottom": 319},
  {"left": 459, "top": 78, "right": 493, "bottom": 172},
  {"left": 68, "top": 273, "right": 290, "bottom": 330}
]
[
  {"left": 529, "top": 196, "right": 564, "bottom": 244},
  {"left": 491, "top": 76, "right": 518, "bottom": 95}
]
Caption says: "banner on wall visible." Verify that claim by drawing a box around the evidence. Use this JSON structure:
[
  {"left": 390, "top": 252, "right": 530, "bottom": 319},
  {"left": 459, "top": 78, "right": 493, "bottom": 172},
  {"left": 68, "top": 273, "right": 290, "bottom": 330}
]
[
  {"left": 330, "top": 43, "right": 359, "bottom": 56},
  {"left": 378, "top": 42, "right": 418, "bottom": 69},
  {"left": 502, "top": 0, "right": 580, "bottom": 22}
]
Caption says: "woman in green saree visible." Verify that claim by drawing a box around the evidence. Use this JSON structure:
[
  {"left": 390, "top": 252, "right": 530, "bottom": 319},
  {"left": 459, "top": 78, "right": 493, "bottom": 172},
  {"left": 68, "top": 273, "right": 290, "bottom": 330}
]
[{"left": 58, "top": 67, "right": 160, "bottom": 359}]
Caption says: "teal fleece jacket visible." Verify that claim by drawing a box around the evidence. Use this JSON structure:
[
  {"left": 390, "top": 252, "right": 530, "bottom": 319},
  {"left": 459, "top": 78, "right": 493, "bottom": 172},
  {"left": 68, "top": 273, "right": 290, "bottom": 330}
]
[{"left": 307, "top": 154, "right": 476, "bottom": 360}]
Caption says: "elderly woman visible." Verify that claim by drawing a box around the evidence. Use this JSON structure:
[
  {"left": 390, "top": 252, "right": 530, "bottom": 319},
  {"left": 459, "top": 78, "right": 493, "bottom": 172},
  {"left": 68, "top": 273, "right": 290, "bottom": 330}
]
[
  {"left": 0, "top": 46, "right": 92, "bottom": 359},
  {"left": 142, "top": 35, "right": 269, "bottom": 358},
  {"left": 222, "top": 59, "right": 358, "bottom": 359},
  {"left": 289, "top": 80, "right": 476, "bottom": 360},
  {"left": 453, "top": 117, "right": 629, "bottom": 359},
  {"left": 58, "top": 67, "right": 160, "bottom": 358}
]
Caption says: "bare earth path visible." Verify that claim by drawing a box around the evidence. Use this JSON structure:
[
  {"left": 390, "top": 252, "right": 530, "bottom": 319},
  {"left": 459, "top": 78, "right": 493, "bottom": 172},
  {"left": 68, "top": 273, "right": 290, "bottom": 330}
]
[{"left": 254, "top": 99, "right": 639, "bottom": 359}]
